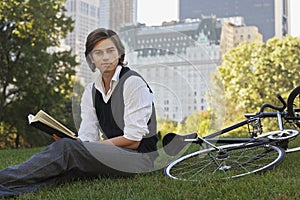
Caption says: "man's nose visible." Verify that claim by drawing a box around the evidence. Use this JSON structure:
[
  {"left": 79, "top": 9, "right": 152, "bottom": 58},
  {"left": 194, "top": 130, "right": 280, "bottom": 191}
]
[{"left": 102, "top": 52, "right": 109, "bottom": 60}]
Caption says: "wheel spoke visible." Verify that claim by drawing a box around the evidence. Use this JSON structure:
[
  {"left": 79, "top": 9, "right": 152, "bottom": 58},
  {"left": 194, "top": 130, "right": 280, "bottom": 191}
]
[{"left": 165, "top": 143, "right": 285, "bottom": 181}]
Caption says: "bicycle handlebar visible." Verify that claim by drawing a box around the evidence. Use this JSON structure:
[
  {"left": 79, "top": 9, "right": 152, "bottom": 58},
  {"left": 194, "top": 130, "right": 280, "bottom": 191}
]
[{"left": 259, "top": 94, "right": 287, "bottom": 113}]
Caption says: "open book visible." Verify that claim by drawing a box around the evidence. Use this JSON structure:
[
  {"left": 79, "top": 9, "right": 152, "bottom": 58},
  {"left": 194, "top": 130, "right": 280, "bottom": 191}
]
[{"left": 28, "top": 110, "right": 77, "bottom": 140}]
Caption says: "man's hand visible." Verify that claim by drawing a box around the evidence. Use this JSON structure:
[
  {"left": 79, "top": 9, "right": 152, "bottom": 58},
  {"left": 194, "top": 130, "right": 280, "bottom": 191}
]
[
  {"left": 52, "top": 134, "right": 61, "bottom": 141},
  {"left": 96, "top": 136, "right": 140, "bottom": 150},
  {"left": 52, "top": 134, "right": 81, "bottom": 141}
]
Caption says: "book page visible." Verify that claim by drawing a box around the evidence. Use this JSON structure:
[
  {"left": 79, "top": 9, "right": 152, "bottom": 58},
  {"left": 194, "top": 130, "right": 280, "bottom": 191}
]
[{"left": 30, "top": 110, "right": 76, "bottom": 137}]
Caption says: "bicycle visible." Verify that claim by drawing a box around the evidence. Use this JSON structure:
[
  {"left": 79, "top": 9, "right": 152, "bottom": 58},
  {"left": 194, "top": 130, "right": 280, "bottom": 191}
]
[{"left": 162, "top": 86, "right": 300, "bottom": 181}]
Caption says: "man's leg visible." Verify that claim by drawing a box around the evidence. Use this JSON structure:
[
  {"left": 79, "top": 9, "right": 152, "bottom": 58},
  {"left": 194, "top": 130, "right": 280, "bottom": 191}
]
[
  {"left": 0, "top": 139, "right": 117, "bottom": 197},
  {"left": 0, "top": 138, "right": 153, "bottom": 197}
]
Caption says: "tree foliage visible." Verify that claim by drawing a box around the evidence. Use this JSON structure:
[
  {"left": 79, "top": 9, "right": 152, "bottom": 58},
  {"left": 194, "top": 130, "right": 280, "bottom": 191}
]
[
  {"left": 216, "top": 35, "right": 300, "bottom": 131},
  {"left": 0, "top": 0, "right": 78, "bottom": 148},
  {"left": 157, "top": 110, "right": 215, "bottom": 139}
]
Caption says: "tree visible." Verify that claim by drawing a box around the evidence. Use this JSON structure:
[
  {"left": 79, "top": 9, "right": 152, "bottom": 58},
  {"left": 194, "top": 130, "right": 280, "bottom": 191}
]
[
  {"left": 216, "top": 35, "right": 300, "bottom": 132},
  {"left": 181, "top": 110, "right": 215, "bottom": 137},
  {"left": 157, "top": 117, "right": 177, "bottom": 138},
  {"left": 0, "top": 0, "right": 78, "bottom": 148}
]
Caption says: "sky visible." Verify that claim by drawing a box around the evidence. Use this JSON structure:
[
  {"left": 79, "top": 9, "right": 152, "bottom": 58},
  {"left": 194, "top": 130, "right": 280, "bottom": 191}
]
[
  {"left": 137, "top": 0, "right": 179, "bottom": 26},
  {"left": 290, "top": 0, "right": 300, "bottom": 37},
  {"left": 137, "top": 0, "right": 300, "bottom": 37}
]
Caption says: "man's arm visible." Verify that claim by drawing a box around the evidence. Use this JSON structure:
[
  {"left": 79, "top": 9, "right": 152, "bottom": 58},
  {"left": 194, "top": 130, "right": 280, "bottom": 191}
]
[
  {"left": 53, "top": 134, "right": 140, "bottom": 150},
  {"left": 96, "top": 136, "right": 140, "bottom": 150}
]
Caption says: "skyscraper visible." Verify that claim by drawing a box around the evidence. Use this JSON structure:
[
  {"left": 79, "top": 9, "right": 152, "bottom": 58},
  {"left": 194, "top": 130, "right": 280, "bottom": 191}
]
[
  {"left": 65, "top": 0, "right": 102, "bottom": 84},
  {"left": 99, "top": 0, "right": 137, "bottom": 31},
  {"left": 179, "top": 0, "right": 278, "bottom": 41}
]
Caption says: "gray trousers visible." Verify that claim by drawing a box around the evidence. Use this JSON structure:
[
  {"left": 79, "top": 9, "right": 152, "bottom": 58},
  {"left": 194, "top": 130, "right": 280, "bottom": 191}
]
[{"left": 0, "top": 138, "right": 154, "bottom": 197}]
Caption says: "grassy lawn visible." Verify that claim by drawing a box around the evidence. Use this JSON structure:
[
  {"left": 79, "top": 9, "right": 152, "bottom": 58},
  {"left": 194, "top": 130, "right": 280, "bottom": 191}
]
[{"left": 0, "top": 144, "right": 299, "bottom": 200}]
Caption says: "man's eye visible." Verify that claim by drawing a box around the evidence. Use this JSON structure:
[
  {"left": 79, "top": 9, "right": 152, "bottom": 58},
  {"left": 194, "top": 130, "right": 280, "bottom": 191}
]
[{"left": 93, "top": 51, "right": 103, "bottom": 56}]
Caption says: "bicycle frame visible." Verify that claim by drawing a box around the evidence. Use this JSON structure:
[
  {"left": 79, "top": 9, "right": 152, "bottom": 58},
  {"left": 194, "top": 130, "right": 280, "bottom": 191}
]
[
  {"left": 209, "top": 113, "right": 280, "bottom": 138},
  {"left": 197, "top": 112, "right": 284, "bottom": 144},
  {"left": 194, "top": 112, "right": 299, "bottom": 153}
]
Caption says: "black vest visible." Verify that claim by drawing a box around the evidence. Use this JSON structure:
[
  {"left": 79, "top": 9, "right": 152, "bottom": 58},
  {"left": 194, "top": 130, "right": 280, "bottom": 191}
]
[{"left": 93, "top": 67, "right": 158, "bottom": 156}]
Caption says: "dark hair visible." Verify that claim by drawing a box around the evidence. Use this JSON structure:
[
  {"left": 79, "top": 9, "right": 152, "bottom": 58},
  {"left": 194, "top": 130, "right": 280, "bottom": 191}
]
[{"left": 85, "top": 28, "right": 126, "bottom": 72}]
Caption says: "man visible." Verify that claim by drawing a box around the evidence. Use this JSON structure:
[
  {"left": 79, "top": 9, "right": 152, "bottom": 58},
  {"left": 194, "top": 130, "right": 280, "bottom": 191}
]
[{"left": 0, "top": 28, "right": 158, "bottom": 197}]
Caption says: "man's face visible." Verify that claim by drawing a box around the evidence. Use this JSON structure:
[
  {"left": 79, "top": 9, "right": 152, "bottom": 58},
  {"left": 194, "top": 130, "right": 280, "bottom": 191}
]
[{"left": 90, "top": 38, "right": 120, "bottom": 75}]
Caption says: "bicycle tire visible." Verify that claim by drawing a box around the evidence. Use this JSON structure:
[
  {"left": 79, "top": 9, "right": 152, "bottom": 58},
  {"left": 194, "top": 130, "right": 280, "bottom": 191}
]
[
  {"left": 164, "top": 143, "right": 285, "bottom": 181},
  {"left": 286, "top": 86, "right": 300, "bottom": 153},
  {"left": 287, "top": 85, "right": 300, "bottom": 128}
]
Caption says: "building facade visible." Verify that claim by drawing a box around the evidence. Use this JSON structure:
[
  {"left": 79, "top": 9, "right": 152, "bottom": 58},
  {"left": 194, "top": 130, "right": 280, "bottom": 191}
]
[
  {"left": 220, "top": 17, "right": 263, "bottom": 57},
  {"left": 120, "top": 16, "right": 264, "bottom": 121},
  {"left": 121, "top": 17, "right": 221, "bottom": 57},
  {"left": 99, "top": 0, "right": 137, "bottom": 31},
  {"left": 120, "top": 21, "right": 220, "bottom": 121},
  {"left": 179, "top": 0, "right": 283, "bottom": 41},
  {"left": 65, "top": 0, "right": 102, "bottom": 84}
]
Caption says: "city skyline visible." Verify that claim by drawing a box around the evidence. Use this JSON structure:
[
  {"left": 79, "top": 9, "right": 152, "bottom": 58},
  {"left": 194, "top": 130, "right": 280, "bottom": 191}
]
[{"left": 137, "top": 0, "right": 300, "bottom": 37}]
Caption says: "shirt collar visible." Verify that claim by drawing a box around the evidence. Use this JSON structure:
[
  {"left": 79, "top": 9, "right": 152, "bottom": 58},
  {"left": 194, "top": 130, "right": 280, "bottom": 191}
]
[
  {"left": 111, "top": 65, "right": 122, "bottom": 83},
  {"left": 94, "top": 65, "right": 122, "bottom": 95}
]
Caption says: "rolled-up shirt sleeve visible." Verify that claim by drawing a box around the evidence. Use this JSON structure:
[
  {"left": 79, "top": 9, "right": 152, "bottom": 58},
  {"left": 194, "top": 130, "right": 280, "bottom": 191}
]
[
  {"left": 77, "top": 83, "right": 101, "bottom": 142},
  {"left": 123, "top": 76, "right": 153, "bottom": 141}
]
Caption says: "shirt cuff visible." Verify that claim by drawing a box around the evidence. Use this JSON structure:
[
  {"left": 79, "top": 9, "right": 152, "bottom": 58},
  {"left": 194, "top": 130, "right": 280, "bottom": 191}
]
[{"left": 123, "top": 128, "right": 148, "bottom": 141}]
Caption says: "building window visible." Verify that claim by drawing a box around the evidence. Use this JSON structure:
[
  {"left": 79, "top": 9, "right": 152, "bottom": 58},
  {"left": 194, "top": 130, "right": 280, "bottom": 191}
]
[
  {"left": 69, "top": 0, "right": 77, "bottom": 12},
  {"left": 80, "top": 2, "right": 89, "bottom": 15},
  {"left": 90, "top": 6, "right": 97, "bottom": 17}
]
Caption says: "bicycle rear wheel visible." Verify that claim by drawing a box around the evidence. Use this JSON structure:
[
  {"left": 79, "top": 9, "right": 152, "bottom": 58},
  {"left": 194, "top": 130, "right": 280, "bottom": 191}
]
[
  {"left": 164, "top": 143, "right": 285, "bottom": 181},
  {"left": 286, "top": 86, "right": 300, "bottom": 152},
  {"left": 287, "top": 85, "right": 300, "bottom": 128}
]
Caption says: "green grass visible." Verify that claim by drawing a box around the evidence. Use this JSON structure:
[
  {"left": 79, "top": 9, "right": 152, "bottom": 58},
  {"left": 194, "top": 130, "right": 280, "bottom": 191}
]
[{"left": 0, "top": 145, "right": 299, "bottom": 200}]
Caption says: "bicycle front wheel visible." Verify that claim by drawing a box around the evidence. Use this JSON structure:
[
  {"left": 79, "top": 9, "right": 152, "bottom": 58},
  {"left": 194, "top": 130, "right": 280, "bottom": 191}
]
[{"left": 164, "top": 143, "right": 285, "bottom": 181}]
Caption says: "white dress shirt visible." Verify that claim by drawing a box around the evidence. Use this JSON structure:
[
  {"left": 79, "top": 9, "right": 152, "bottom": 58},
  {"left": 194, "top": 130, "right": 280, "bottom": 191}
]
[{"left": 78, "top": 66, "right": 153, "bottom": 142}]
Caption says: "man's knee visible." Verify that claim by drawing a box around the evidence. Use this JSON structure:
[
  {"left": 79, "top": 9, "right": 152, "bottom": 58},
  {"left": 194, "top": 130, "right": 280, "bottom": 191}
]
[{"left": 52, "top": 138, "right": 81, "bottom": 150}]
